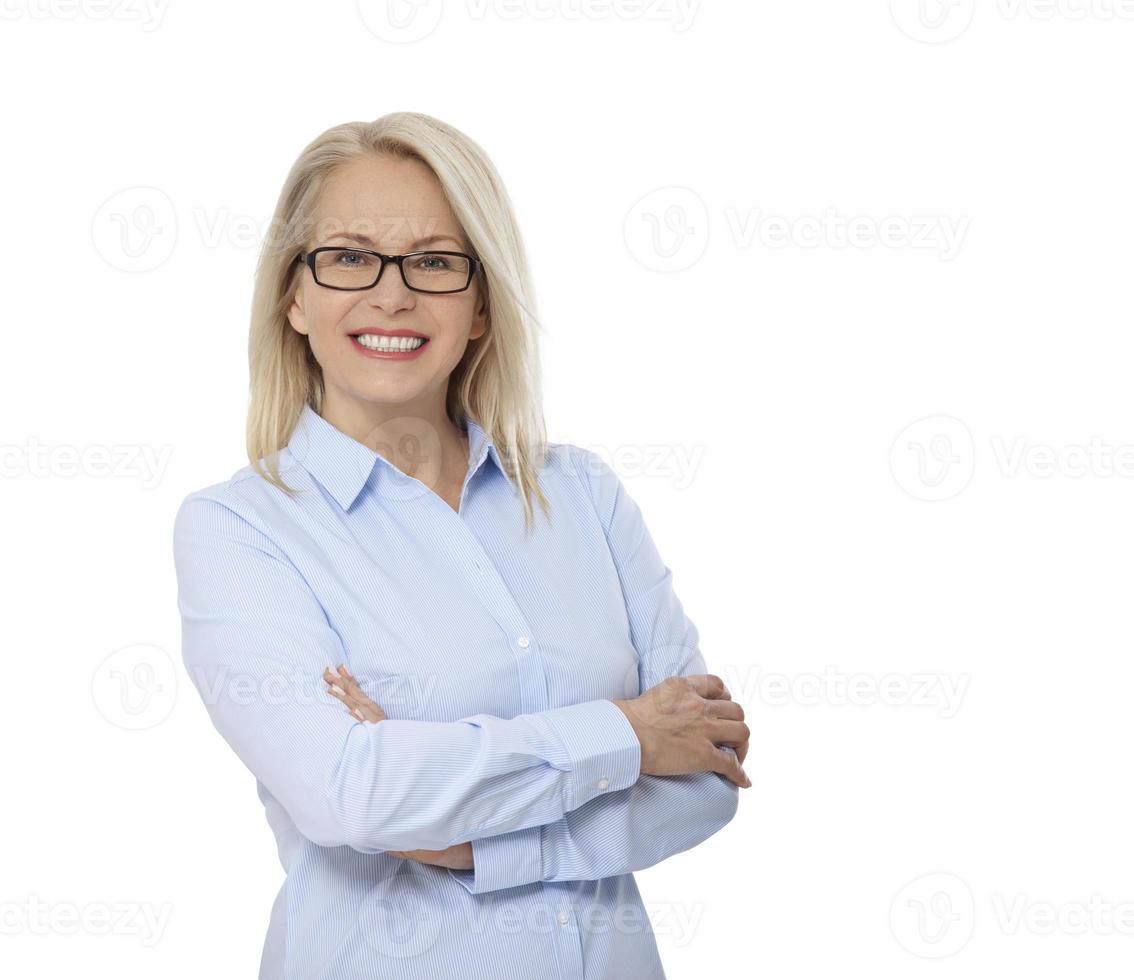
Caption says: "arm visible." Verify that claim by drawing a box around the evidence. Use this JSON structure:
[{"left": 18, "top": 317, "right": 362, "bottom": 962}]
[
  {"left": 172, "top": 492, "right": 642, "bottom": 854},
  {"left": 448, "top": 447, "right": 740, "bottom": 894}
]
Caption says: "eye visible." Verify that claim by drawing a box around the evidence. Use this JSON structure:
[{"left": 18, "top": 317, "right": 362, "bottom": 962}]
[{"left": 414, "top": 254, "right": 453, "bottom": 270}]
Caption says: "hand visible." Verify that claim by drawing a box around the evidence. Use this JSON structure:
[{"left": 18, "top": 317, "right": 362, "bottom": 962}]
[
  {"left": 386, "top": 842, "right": 474, "bottom": 870},
  {"left": 612, "top": 674, "right": 751, "bottom": 789},
  {"left": 323, "top": 665, "right": 473, "bottom": 871},
  {"left": 324, "top": 663, "right": 387, "bottom": 723}
]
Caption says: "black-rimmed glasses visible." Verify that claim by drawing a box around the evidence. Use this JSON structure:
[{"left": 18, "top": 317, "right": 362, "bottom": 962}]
[{"left": 297, "top": 246, "right": 482, "bottom": 294}]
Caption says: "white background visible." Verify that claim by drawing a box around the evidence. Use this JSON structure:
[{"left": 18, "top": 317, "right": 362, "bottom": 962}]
[{"left": 2, "top": 1, "right": 1132, "bottom": 977}]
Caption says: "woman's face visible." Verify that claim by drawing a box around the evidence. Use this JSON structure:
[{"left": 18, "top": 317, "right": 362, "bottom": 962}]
[{"left": 287, "top": 154, "right": 487, "bottom": 425}]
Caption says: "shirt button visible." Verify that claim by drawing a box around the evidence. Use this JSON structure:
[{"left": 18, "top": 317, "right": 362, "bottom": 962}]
[
  {"left": 517, "top": 635, "right": 530, "bottom": 648},
  {"left": 557, "top": 910, "right": 570, "bottom": 925},
  {"left": 596, "top": 777, "right": 609, "bottom": 790}
]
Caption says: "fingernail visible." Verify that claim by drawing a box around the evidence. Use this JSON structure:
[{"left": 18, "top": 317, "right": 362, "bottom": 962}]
[{"left": 330, "top": 685, "right": 345, "bottom": 697}]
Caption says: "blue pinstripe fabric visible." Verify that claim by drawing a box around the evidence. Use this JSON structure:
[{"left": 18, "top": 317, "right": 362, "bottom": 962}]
[{"left": 172, "top": 403, "right": 739, "bottom": 980}]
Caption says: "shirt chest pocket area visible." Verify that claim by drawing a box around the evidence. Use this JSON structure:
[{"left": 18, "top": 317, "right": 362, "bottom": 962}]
[{"left": 344, "top": 631, "right": 520, "bottom": 723}]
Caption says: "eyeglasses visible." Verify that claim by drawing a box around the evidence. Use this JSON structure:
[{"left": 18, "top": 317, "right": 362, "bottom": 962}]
[{"left": 296, "top": 246, "right": 482, "bottom": 294}]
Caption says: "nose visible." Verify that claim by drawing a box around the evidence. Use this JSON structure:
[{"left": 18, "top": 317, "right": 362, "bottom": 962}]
[{"left": 365, "top": 257, "right": 415, "bottom": 310}]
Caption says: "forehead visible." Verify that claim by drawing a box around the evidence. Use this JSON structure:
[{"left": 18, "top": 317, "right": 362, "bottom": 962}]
[{"left": 311, "top": 154, "right": 464, "bottom": 249}]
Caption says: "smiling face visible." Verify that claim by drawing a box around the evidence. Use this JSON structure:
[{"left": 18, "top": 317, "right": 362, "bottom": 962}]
[{"left": 287, "top": 153, "right": 487, "bottom": 435}]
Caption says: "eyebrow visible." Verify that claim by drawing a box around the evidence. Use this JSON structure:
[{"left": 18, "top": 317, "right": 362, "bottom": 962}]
[{"left": 323, "top": 232, "right": 464, "bottom": 250}]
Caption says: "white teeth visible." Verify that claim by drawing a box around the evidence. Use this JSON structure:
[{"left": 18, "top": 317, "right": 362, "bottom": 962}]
[{"left": 354, "top": 334, "right": 426, "bottom": 352}]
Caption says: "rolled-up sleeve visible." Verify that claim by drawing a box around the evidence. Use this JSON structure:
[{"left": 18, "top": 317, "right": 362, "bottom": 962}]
[
  {"left": 173, "top": 492, "right": 642, "bottom": 855},
  {"left": 447, "top": 447, "right": 739, "bottom": 894}
]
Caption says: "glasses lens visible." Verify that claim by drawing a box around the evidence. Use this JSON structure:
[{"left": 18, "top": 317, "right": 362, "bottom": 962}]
[
  {"left": 403, "top": 252, "right": 471, "bottom": 292},
  {"left": 312, "top": 248, "right": 380, "bottom": 289}
]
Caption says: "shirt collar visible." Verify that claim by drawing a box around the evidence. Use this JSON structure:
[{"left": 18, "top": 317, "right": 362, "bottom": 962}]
[{"left": 284, "top": 403, "right": 501, "bottom": 511}]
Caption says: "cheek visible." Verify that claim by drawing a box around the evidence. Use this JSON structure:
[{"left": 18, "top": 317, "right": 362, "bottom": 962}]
[
  {"left": 430, "top": 298, "right": 477, "bottom": 336},
  {"left": 307, "top": 296, "right": 354, "bottom": 339}
]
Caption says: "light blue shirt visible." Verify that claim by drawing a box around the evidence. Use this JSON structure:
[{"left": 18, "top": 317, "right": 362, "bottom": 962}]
[{"left": 172, "top": 402, "right": 739, "bottom": 980}]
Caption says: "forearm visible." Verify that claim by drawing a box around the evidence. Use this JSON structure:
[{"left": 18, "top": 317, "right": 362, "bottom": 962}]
[
  {"left": 448, "top": 747, "right": 739, "bottom": 893},
  {"left": 325, "top": 700, "right": 642, "bottom": 852}
]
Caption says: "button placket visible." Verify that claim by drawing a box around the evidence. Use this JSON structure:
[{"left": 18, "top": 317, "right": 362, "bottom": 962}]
[{"left": 441, "top": 515, "right": 549, "bottom": 714}]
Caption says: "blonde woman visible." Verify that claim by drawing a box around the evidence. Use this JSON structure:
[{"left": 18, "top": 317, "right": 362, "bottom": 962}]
[{"left": 172, "top": 111, "right": 750, "bottom": 980}]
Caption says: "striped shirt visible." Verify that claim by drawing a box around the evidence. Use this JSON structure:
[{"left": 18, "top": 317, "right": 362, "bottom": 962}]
[{"left": 172, "top": 402, "right": 739, "bottom": 979}]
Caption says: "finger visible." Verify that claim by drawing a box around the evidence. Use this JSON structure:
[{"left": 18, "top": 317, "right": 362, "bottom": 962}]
[
  {"left": 324, "top": 667, "right": 357, "bottom": 700},
  {"left": 327, "top": 683, "right": 384, "bottom": 723},
  {"left": 709, "top": 745, "right": 751, "bottom": 788},
  {"left": 684, "top": 674, "right": 731, "bottom": 701},
  {"left": 325, "top": 667, "right": 386, "bottom": 722},
  {"left": 325, "top": 681, "right": 359, "bottom": 711},
  {"left": 704, "top": 699, "right": 745, "bottom": 721},
  {"left": 342, "top": 682, "right": 387, "bottom": 722},
  {"left": 707, "top": 718, "right": 750, "bottom": 748},
  {"left": 331, "top": 665, "right": 381, "bottom": 711}
]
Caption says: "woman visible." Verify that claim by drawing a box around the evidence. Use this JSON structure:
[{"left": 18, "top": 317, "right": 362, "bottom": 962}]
[{"left": 173, "top": 111, "right": 750, "bottom": 980}]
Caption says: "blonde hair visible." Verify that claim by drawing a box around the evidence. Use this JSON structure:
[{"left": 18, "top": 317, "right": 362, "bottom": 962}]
[{"left": 247, "top": 111, "right": 551, "bottom": 532}]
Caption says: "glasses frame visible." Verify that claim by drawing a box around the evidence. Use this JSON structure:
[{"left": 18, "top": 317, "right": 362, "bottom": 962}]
[{"left": 297, "top": 245, "right": 482, "bottom": 294}]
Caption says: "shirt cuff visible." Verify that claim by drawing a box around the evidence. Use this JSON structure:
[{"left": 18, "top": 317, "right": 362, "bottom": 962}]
[
  {"left": 540, "top": 699, "right": 642, "bottom": 812},
  {"left": 447, "top": 825, "right": 543, "bottom": 894}
]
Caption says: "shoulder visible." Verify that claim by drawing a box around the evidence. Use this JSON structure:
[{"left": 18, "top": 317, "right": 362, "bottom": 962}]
[
  {"left": 172, "top": 457, "right": 307, "bottom": 553},
  {"left": 539, "top": 440, "right": 625, "bottom": 527}
]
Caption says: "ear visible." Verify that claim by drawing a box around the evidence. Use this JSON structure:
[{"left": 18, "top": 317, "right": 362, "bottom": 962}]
[
  {"left": 468, "top": 290, "right": 488, "bottom": 341},
  {"left": 287, "top": 282, "right": 310, "bottom": 337}
]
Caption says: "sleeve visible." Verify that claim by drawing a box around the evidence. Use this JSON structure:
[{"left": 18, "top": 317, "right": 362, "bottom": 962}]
[
  {"left": 172, "top": 491, "right": 642, "bottom": 855},
  {"left": 447, "top": 447, "right": 740, "bottom": 894}
]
